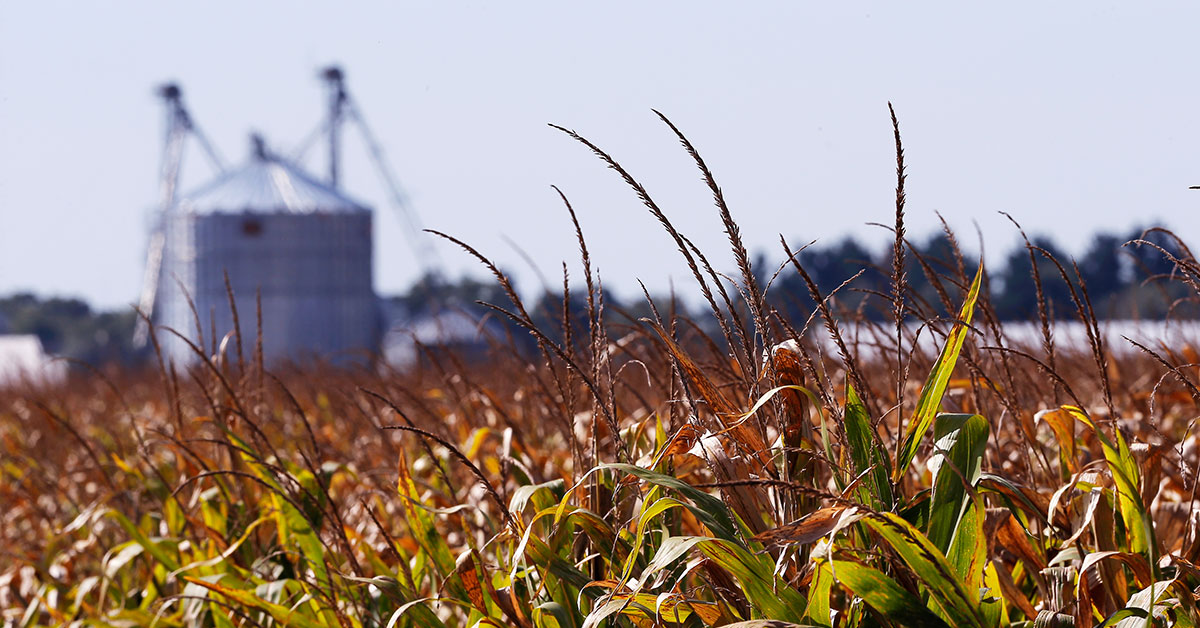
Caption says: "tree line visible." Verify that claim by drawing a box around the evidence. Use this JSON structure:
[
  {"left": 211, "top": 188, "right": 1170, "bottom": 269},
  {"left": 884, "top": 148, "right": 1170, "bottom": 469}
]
[
  {"left": 1, "top": 225, "right": 1189, "bottom": 365},
  {"left": 768, "top": 225, "right": 1190, "bottom": 325}
]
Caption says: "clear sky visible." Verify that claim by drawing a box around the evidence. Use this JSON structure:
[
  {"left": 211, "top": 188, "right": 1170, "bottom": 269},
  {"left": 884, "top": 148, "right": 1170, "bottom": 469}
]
[{"left": 3, "top": 2, "right": 1199, "bottom": 310}]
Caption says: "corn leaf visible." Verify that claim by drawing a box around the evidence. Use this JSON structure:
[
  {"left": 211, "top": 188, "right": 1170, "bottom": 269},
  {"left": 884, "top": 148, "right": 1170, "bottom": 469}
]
[
  {"left": 642, "top": 536, "right": 806, "bottom": 621},
  {"left": 105, "top": 510, "right": 180, "bottom": 573},
  {"left": 1109, "top": 579, "right": 1173, "bottom": 628},
  {"left": 183, "top": 576, "right": 327, "bottom": 628},
  {"left": 600, "top": 463, "right": 738, "bottom": 542},
  {"left": 926, "top": 413, "right": 989, "bottom": 554},
  {"left": 694, "top": 538, "right": 808, "bottom": 621},
  {"left": 862, "top": 512, "right": 985, "bottom": 628},
  {"left": 397, "top": 449, "right": 456, "bottom": 577},
  {"left": 981, "top": 560, "right": 1008, "bottom": 627},
  {"left": 225, "top": 432, "right": 331, "bottom": 589},
  {"left": 895, "top": 264, "right": 984, "bottom": 482},
  {"left": 803, "top": 556, "right": 834, "bottom": 627},
  {"left": 945, "top": 494, "right": 987, "bottom": 608},
  {"left": 619, "top": 496, "right": 686, "bottom": 584},
  {"left": 585, "top": 589, "right": 721, "bottom": 625},
  {"left": 843, "top": 383, "right": 893, "bottom": 509},
  {"left": 1037, "top": 408, "right": 1079, "bottom": 478},
  {"left": 1064, "top": 406, "right": 1152, "bottom": 557},
  {"left": 752, "top": 506, "right": 863, "bottom": 548},
  {"left": 534, "top": 601, "right": 574, "bottom": 628},
  {"left": 831, "top": 559, "right": 952, "bottom": 628},
  {"left": 721, "top": 622, "right": 823, "bottom": 628}
]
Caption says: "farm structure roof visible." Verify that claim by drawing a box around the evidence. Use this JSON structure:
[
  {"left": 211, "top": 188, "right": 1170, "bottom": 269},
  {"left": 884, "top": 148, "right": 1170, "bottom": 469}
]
[{"left": 176, "top": 147, "right": 368, "bottom": 215}]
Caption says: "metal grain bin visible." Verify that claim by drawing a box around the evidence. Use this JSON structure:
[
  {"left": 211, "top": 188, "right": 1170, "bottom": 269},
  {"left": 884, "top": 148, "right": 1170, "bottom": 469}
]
[{"left": 156, "top": 139, "right": 378, "bottom": 365}]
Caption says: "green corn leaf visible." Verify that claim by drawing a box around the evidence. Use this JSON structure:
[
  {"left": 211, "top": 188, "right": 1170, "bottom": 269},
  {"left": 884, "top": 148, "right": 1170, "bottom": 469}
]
[
  {"left": 397, "top": 449, "right": 456, "bottom": 577},
  {"left": 396, "top": 448, "right": 474, "bottom": 613},
  {"left": 105, "top": 509, "right": 180, "bottom": 573},
  {"left": 642, "top": 535, "right": 710, "bottom": 584},
  {"left": 981, "top": 560, "right": 1008, "bottom": 628},
  {"left": 223, "top": 432, "right": 331, "bottom": 589},
  {"left": 1103, "top": 609, "right": 1149, "bottom": 628},
  {"left": 1109, "top": 579, "right": 1173, "bottom": 628},
  {"left": 694, "top": 538, "right": 808, "bottom": 622},
  {"left": 945, "top": 495, "right": 988, "bottom": 608},
  {"left": 600, "top": 463, "right": 738, "bottom": 542},
  {"left": 831, "top": 559, "right": 952, "bottom": 628},
  {"left": 642, "top": 536, "right": 807, "bottom": 622},
  {"left": 535, "top": 601, "right": 574, "bottom": 628},
  {"left": 272, "top": 491, "right": 330, "bottom": 588},
  {"left": 523, "top": 534, "right": 595, "bottom": 594},
  {"left": 618, "top": 496, "right": 686, "bottom": 584},
  {"left": 1064, "top": 406, "right": 1153, "bottom": 558},
  {"left": 102, "top": 541, "right": 144, "bottom": 580},
  {"left": 843, "top": 382, "right": 893, "bottom": 509},
  {"left": 862, "top": 512, "right": 985, "bottom": 628},
  {"left": 803, "top": 556, "right": 834, "bottom": 627},
  {"left": 895, "top": 263, "right": 984, "bottom": 482},
  {"left": 183, "top": 576, "right": 327, "bottom": 628},
  {"left": 926, "top": 413, "right": 989, "bottom": 554},
  {"left": 510, "top": 478, "right": 565, "bottom": 515}
]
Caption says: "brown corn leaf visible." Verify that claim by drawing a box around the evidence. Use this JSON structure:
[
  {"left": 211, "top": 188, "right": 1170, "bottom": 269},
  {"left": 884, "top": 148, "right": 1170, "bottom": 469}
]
[
  {"left": 1079, "top": 550, "right": 1153, "bottom": 591},
  {"left": 693, "top": 432, "right": 769, "bottom": 535},
  {"left": 768, "top": 341, "right": 809, "bottom": 436},
  {"left": 653, "top": 324, "right": 776, "bottom": 476},
  {"left": 990, "top": 559, "right": 1037, "bottom": 620},
  {"left": 1060, "top": 487, "right": 1104, "bottom": 546},
  {"left": 648, "top": 423, "right": 702, "bottom": 470},
  {"left": 1037, "top": 408, "right": 1078, "bottom": 475},
  {"left": 995, "top": 511, "right": 1046, "bottom": 572},
  {"left": 980, "top": 474, "right": 1058, "bottom": 528},
  {"left": 1131, "top": 442, "right": 1166, "bottom": 509},
  {"left": 455, "top": 550, "right": 487, "bottom": 615},
  {"left": 752, "top": 506, "right": 862, "bottom": 546},
  {"left": 652, "top": 323, "right": 738, "bottom": 417}
]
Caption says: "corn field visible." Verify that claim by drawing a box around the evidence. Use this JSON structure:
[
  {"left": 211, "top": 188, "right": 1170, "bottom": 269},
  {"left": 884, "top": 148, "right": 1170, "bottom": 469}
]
[{"left": 4, "top": 111, "right": 1200, "bottom": 628}]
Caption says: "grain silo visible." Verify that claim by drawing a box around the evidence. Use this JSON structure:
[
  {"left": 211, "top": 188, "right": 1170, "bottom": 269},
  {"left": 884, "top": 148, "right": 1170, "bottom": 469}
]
[
  {"left": 137, "top": 69, "right": 432, "bottom": 365},
  {"left": 154, "top": 133, "right": 378, "bottom": 365}
]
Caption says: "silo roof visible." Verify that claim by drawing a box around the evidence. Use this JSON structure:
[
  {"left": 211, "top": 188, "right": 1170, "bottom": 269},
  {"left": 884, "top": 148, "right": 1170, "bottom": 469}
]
[{"left": 177, "top": 152, "right": 369, "bottom": 215}]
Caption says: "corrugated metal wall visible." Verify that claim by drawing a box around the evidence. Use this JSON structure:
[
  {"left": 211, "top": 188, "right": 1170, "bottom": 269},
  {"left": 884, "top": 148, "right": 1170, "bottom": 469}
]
[
  {"left": 157, "top": 210, "right": 378, "bottom": 365},
  {"left": 158, "top": 209, "right": 197, "bottom": 364}
]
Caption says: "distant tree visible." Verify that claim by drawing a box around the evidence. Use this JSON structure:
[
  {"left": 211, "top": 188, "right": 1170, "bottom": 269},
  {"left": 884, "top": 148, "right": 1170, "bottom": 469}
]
[
  {"left": 1073, "top": 231, "right": 1130, "bottom": 317},
  {"left": 769, "top": 237, "right": 887, "bottom": 324},
  {"left": 0, "top": 293, "right": 143, "bottom": 365},
  {"left": 385, "top": 272, "right": 510, "bottom": 319},
  {"left": 1125, "top": 227, "right": 1187, "bottom": 279},
  {"left": 1119, "top": 227, "right": 1200, "bottom": 318},
  {"left": 1078, "top": 233, "right": 1126, "bottom": 296},
  {"left": 893, "top": 231, "right": 980, "bottom": 319},
  {"left": 993, "top": 236, "right": 1079, "bottom": 320}
]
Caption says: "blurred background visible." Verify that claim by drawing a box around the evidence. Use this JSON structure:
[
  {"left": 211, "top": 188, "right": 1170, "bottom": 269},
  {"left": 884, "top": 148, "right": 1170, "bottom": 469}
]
[{"left": 3, "top": 1, "right": 1200, "bottom": 375}]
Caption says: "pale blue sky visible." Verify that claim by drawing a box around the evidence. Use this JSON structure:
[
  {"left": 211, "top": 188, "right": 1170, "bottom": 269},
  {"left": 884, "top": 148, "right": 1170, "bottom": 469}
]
[{"left": 3, "top": 2, "right": 1199, "bottom": 309}]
